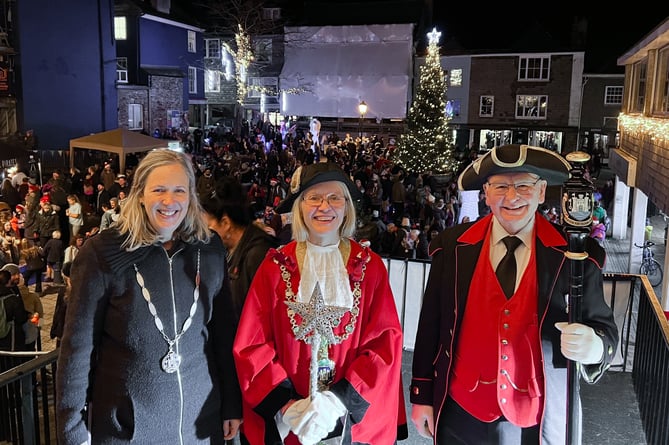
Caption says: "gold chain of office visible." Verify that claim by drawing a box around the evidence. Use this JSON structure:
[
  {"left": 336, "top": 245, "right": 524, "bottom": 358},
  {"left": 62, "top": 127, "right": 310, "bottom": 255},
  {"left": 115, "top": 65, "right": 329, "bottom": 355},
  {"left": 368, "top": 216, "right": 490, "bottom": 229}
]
[{"left": 280, "top": 263, "right": 364, "bottom": 345}]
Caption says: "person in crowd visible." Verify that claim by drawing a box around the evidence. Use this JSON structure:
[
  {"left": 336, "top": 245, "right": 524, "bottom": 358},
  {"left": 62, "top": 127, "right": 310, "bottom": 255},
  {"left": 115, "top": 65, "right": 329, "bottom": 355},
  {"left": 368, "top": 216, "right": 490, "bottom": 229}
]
[
  {"left": 2, "top": 263, "right": 41, "bottom": 351},
  {"left": 36, "top": 199, "right": 60, "bottom": 248},
  {"left": 95, "top": 182, "right": 111, "bottom": 216},
  {"left": 65, "top": 194, "right": 84, "bottom": 239},
  {"left": 99, "top": 197, "right": 120, "bottom": 231},
  {"left": 1, "top": 177, "right": 21, "bottom": 210},
  {"left": 63, "top": 234, "right": 84, "bottom": 269},
  {"left": 99, "top": 163, "right": 116, "bottom": 191},
  {"left": 410, "top": 144, "right": 619, "bottom": 444},
  {"left": 108, "top": 174, "right": 130, "bottom": 198},
  {"left": 196, "top": 167, "right": 216, "bottom": 201},
  {"left": 200, "top": 175, "right": 278, "bottom": 322},
  {"left": 233, "top": 162, "right": 407, "bottom": 445},
  {"left": 50, "top": 259, "right": 72, "bottom": 348},
  {"left": 42, "top": 230, "right": 64, "bottom": 284},
  {"left": 55, "top": 148, "right": 242, "bottom": 445},
  {"left": 0, "top": 269, "right": 27, "bottom": 352},
  {"left": 20, "top": 238, "right": 44, "bottom": 294},
  {"left": 590, "top": 218, "right": 607, "bottom": 245}
]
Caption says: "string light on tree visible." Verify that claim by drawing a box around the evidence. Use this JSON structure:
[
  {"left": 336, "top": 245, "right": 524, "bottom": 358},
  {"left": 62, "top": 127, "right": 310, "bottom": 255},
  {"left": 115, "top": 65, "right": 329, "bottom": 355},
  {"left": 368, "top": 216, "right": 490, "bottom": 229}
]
[{"left": 394, "top": 27, "right": 460, "bottom": 175}]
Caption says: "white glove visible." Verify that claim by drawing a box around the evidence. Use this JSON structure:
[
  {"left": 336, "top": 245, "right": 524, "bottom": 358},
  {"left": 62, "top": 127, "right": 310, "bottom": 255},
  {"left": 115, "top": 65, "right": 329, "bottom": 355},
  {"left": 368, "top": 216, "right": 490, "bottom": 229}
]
[
  {"left": 555, "top": 322, "right": 604, "bottom": 364},
  {"left": 282, "top": 391, "right": 347, "bottom": 444}
]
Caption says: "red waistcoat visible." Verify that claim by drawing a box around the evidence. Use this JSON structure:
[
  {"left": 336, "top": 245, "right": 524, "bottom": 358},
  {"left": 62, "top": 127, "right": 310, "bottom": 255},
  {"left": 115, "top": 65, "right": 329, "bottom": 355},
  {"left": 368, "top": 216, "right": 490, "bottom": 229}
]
[{"left": 448, "top": 235, "right": 544, "bottom": 427}]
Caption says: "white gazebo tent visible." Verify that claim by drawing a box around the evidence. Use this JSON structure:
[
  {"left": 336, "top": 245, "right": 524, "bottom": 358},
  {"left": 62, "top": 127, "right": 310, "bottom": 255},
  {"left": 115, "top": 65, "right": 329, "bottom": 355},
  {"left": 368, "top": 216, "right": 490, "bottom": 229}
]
[{"left": 69, "top": 128, "right": 167, "bottom": 174}]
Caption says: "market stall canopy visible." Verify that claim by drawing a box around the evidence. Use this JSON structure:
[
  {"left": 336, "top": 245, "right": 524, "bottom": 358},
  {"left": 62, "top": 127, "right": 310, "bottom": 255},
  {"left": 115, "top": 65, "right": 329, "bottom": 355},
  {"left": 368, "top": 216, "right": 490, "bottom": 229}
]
[
  {"left": 69, "top": 128, "right": 167, "bottom": 173},
  {"left": 279, "top": 24, "right": 413, "bottom": 119}
]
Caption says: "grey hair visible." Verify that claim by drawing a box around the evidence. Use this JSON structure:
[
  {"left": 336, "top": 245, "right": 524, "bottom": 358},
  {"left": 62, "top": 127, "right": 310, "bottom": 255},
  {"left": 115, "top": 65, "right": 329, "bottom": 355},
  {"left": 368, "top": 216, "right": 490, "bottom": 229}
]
[
  {"left": 116, "top": 149, "right": 210, "bottom": 251},
  {"left": 290, "top": 182, "right": 357, "bottom": 242}
]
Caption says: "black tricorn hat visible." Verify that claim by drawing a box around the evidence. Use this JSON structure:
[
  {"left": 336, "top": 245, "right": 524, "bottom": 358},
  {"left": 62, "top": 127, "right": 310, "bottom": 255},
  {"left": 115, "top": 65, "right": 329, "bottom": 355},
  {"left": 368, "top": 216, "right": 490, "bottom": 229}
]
[
  {"left": 276, "top": 162, "right": 361, "bottom": 213},
  {"left": 458, "top": 144, "right": 571, "bottom": 191}
]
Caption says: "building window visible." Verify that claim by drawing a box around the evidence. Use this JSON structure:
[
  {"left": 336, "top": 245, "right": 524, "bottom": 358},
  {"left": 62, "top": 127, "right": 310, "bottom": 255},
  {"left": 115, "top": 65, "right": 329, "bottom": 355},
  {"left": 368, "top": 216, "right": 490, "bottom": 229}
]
[
  {"left": 248, "top": 77, "right": 278, "bottom": 98},
  {"left": 262, "top": 8, "right": 281, "bottom": 20},
  {"left": 117, "top": 57, "right": 128, "bottom": 83},
  {"left": 188, "top": 30, "right": 196, "bottom": 53},
  {"left": 518, "top": 56, "right": 550, "bottom": 81},
  {"left": 604, "top": 86, "right": 623, "bottom": 105},
  {"left": 114, "top": 17, "right": 127, "bottom": 40},
  {"left": 480, "top": 95, "right": 494, "bottom": 117},
  {"left": 205, "top": 69, "right": 220, "bottom": 93},
  {"left": 655, "top": 46, "right": 669, "bottom": 114},
  {"left": 633, "top": 61, "right": 647, "bottom": 112},
  {"left": 205, "top": 39, "right": 221, "bottom": 59},
  {"left": 188, "top": 66, "right": 197, "bottom": 94},
  {"left": 516, "top": 95, "right": 548, "bottom": 119},
  {"left": 445, "top": 99, "right": 460, "bottom": 118},
  {"left": 449, "top": 68, "right": 462, "bottom": 87},
  {"left": 128, "top": 104, "right": 143, "bottom": 130},
  {"left": 254, "top": 39, "right": 272, "bottom": 64}
]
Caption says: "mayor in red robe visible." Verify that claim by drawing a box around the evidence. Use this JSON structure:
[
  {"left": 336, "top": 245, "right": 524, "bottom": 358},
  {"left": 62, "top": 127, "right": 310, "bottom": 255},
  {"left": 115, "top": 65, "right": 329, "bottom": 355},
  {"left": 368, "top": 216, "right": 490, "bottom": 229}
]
[{"left": 234, "top": 162, "right": 407, "bottom": 445}]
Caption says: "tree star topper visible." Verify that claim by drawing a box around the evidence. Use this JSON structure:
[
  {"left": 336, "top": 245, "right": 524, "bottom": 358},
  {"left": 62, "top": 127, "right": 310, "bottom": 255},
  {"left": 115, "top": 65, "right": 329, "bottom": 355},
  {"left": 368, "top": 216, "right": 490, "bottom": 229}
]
[
  {"left": 428, "top": 27, "right": 442, "bottom": 45},
  {"left": 285, "top": 282, "right": 348, "bottom": 345}
]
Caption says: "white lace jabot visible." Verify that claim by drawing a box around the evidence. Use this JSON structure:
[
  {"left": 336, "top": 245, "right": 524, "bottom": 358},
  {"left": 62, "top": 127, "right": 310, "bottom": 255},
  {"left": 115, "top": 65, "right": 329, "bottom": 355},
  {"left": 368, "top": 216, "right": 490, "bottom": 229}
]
[{"left": 298, "top": 241, "right": 354, "bottom": 309}]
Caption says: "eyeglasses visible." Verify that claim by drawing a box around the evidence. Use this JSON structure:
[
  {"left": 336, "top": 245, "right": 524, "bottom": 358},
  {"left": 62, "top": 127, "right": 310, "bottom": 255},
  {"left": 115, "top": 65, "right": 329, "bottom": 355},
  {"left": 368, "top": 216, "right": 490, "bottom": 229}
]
[
  {"left": 302, "top": 193, "right": 347, "bottom": 208},
  {"left": 486, "top": 178, "right": 541, "bottom": 196}
]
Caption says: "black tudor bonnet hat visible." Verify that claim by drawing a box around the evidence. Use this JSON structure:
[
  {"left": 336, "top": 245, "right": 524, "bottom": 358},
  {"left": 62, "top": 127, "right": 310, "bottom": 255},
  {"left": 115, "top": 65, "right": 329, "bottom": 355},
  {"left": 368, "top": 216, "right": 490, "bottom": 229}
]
[
  {"left": 275, "top": 162, "right": 362, "bottom": 213},
  {"left": 458, "top": 144, "right": 571, "bottom": 191}
]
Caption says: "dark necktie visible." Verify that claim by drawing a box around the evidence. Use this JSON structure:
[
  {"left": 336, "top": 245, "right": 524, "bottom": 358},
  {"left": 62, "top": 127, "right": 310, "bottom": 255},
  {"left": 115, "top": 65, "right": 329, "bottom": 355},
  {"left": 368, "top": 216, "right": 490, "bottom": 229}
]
[{"left": 497, "top": 236, "right": 522, "bottom": 299}]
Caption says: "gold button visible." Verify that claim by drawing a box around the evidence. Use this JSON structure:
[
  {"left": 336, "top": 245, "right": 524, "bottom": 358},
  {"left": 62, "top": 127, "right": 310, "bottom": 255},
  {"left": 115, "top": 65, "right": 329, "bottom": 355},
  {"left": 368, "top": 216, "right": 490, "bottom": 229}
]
[
  {"left": 501, "top": 339, "right": 508, "bottom": 345},
  {"left": 503, "top": 323, "right": 509, "bottom": 329},
  {"left": 504, "top": 309, "right": 511, "bottom": 315}
]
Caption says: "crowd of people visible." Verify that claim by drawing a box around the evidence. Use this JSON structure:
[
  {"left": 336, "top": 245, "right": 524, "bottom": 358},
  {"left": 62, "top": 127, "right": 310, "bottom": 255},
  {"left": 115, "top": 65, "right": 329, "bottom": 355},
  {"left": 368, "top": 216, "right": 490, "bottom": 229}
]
[{"left": 0, "top": 122, "right": 619, "bottom": 445}]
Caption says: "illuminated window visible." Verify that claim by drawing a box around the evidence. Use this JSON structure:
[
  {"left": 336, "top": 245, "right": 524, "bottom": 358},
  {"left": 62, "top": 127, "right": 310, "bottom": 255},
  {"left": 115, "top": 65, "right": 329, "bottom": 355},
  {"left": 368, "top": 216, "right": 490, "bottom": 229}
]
[
  {"left": 205, "top": 69, "right": 220, "bottom": 93},
  {"left": 518, "top": 56, "right": 550, "bottom": 81},
  {"left": 188, "top": 30, "right": 196, "bottom": 53},
  {"left": 516, "top": 95, "right": 548, "bottom": 119},
  {"left": 116, "top": 57, "right": 128, "bottom": 83},
  {"left": 449, "top": 68, "right": 462, "bottom": 87},
  {"left": 128, "top": 104, "right": 143, "bottom": 130},
  {"left": 114, "top": 17, "right": 127, "bottom": 40},
  {"left": 445, "top": 100, "right": 460, "bottom": 118},
  {"left": 604, "top": 86, "right": 623, "bottom": 105},
  {"left": 480, "top": 95, "right": 494, "bottom": 117},
  {"left": 188, "top": 66, "right": 197, "bottom": 94},
  {"left": 205, "top": 39, "right": 220, "bottom": 59}
]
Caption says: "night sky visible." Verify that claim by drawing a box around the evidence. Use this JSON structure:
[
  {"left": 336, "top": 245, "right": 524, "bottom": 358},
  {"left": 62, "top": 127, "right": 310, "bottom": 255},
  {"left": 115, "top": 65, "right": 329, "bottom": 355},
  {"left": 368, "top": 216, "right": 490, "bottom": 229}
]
[{"left": 431, "top": 8, "right": 669, "bottom": 73}]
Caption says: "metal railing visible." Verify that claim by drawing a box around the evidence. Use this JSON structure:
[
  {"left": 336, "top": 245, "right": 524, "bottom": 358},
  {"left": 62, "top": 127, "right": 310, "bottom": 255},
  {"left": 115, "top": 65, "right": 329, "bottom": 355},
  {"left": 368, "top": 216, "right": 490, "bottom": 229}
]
[{"left": 0, "top": 269, "right": 668, "bottom": 444}]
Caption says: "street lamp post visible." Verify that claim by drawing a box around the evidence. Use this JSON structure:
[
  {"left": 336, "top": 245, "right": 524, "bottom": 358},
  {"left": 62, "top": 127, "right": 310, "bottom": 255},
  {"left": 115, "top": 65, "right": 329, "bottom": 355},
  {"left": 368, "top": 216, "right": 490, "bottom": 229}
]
[{"left": 358, "top": 100, "right": 367, "bottom": 139}]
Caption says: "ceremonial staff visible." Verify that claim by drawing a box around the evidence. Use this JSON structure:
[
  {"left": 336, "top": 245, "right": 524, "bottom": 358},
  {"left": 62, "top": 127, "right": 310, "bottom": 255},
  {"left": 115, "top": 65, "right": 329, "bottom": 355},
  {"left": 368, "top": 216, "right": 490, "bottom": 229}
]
[{"left": 560, "top": 151, "right": 595, "bottom": 445}]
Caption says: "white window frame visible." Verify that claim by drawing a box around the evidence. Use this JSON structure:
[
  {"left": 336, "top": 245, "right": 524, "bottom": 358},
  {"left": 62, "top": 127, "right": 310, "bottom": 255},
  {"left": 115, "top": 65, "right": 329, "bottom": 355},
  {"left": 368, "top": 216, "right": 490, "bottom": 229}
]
[
  {"left": 114, "top": 16, "right": 127, "bottom": 41},
  {"left": 518, "top": 56, "right": 550, "bottom": 81},
  {"left": 205, "top": 69, "right": 221, "bottom": 93},
  {"left": 188, "top": 66, "right": 197, "bottom": 94},
  {"left": 480, "top": 95, "right": 494, "bottom": 117},
  {"left": 516, "top": 94, "right": 548, "bottom": 119},
  {"left": 187, "top": 30, "right": 196, "bottom": 53},
  {"left": 116, "top": 57, "right": 128, "bottom": 83},
  {"left": 604, "top": 86, "right": 623, "bottom": 105},
  {"left": 248, "top": 77, "right": 278, "bottom": 98},
  {"left": 205, "top": 39, "right": 221, "bottom": 59},
  {"left": 128, "top": 104, "right": 143, "bottom": 130},
  {"left": 449, "top": 68, "right": 462, "bottom": 87}
]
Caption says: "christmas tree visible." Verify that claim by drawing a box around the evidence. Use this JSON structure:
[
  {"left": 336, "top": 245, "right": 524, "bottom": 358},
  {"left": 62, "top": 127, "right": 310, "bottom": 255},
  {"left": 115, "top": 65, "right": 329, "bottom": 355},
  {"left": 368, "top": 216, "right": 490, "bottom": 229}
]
[{"left": 395, "top": 28, "right": 459, "bottom": 175}]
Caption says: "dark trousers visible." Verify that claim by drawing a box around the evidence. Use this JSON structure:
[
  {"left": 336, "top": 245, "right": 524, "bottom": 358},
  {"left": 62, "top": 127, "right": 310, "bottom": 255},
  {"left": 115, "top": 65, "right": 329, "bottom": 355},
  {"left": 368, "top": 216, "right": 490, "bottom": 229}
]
[{"left": 437, "top": 397, "right": 540, "bottom": 445}]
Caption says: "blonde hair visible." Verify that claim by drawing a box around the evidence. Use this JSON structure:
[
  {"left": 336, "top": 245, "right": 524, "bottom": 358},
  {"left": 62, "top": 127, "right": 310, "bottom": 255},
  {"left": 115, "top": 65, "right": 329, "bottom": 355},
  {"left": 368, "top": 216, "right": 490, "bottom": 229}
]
[
  {"left": 290, "top": 182, "right": 357, "bottom": 242},
  {"left": 116, "top": 149, "right": 210, "bottom": 251}
]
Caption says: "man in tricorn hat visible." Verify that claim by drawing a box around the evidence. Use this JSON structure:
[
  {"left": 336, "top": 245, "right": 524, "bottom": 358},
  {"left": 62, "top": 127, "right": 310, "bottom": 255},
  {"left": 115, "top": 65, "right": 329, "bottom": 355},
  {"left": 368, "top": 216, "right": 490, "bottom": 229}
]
[{"left": 410, "top": 144, "right": 618, "bottom": 444}]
